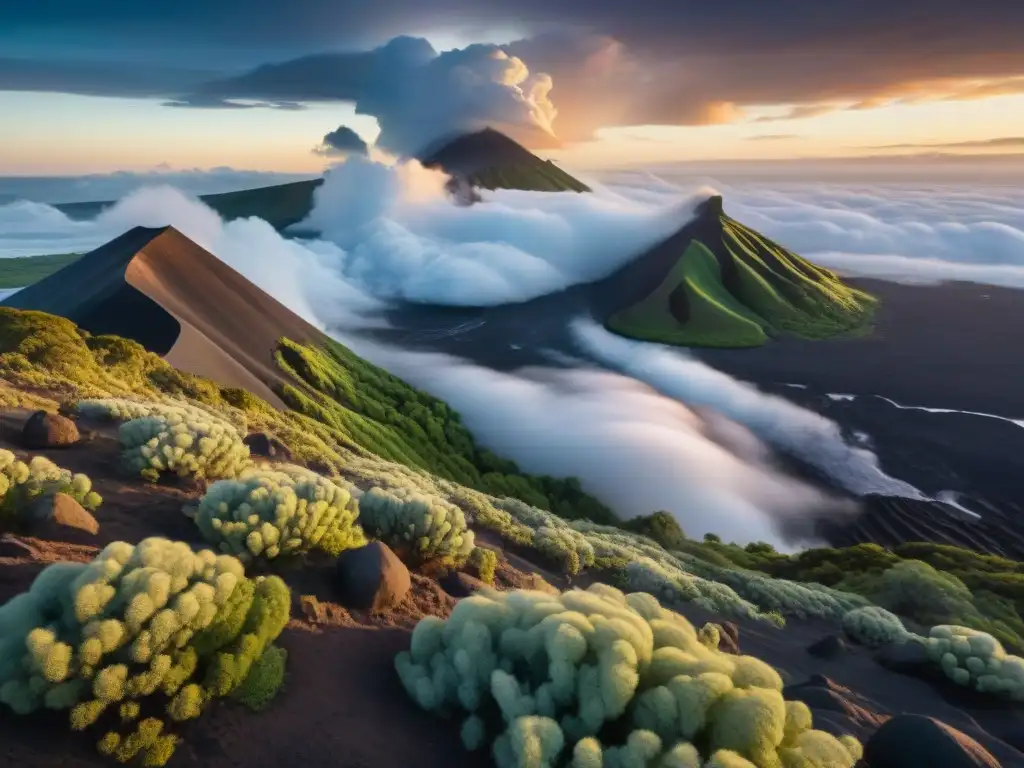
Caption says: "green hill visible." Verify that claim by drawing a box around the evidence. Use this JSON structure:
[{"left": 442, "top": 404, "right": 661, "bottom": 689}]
[
  {"left": 0, "top": 252, "right": 83, "bottom": 288},
  {"left": 607, "top": 196, "right": 876, "bottom": 348}
]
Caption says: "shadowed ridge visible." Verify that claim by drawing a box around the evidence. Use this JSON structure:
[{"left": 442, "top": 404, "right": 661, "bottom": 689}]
[
  {"left": 420, "top": 127, "right": 591, "bottom": 193},
  {"left": 600, "top": 195, "right": 877, "bottom": 348},
  {"left": 2, "top": 225, "right": 325, "bottom": 406}
]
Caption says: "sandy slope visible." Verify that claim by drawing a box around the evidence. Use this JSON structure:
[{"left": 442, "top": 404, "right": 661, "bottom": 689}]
[{"left": 2, "top": 226, "right": 324, "bottom": 407}]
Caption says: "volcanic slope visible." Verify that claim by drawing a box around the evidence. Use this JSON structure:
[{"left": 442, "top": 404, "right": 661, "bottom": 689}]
[
  {"left": 0, "top": 225, "right": 322, "bottom": 406},
  {"left": 419, "top": 127, "right": 591, "bottom": 193},
  {"left": 605, "top": 196, "right": 876, "bottom": 348}
]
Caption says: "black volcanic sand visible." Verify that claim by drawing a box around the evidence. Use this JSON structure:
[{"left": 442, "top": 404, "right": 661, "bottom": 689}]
[{"left": 359, "top": 277, "right": 1024, "bottom": 558}]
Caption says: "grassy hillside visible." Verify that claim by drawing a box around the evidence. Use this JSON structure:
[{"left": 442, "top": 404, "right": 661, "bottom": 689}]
[
  {"left": 0, "top": 253, "right": 83, "bottom": 288},
  {"left": 609, "top": 199, "right": 876, "bottom": 348},
  {"left": 56, "top": 179, "right": 322, "bottom": 231},
  {"left": 0, "top": 306, "right": 614, "bottom": 523},
  {"left": 467, "top": 161, "right": 591, "bottom": 193},
  {"left": 608, "top": 240, "right": 768, "bottom": 347}
]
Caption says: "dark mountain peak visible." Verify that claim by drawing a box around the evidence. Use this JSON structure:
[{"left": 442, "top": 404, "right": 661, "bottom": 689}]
[
  {"left": 420, "top": 127, "right": 541, "bottom": 176},
  {"left": 695, "top": 195, "right": 725, "bottom": 219}
]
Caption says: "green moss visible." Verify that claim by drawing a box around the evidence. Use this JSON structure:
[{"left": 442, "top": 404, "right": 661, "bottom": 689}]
[
  {"left": 231, "top": 644, "right": 287, "bottom": 712},
  {"left": 607, "top": 204, "right": 876, "bottom": 349},
  {"left": 0, "top": 253, "right": 83, "bottom": 288},
  {"left": 609, "top": 240, "right": 768, "bottom": 348},
  {"left": 275, "top": 337, "right": 617, "bottom": 523}
]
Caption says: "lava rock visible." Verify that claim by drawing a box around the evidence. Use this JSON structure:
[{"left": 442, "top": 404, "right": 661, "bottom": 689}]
[
  {"left": 334, "top": 542, "right": 410, "bottom": 612},
  {"left": 439, "top": 571, "right": 487, "bottom": 599},
  {"left": 864, "top": 715, "right": 1001, "bottom": 768},
  {"left": 31, "top": 492, "right": 99, "bottom": 536},
  {"left": 718, "top": 621, "right": 741, "bottom": 654},
  {"left": 243, "top": 432, "right": 292, "bottom": 461},
  {"left": 783, "top": 675, "right": 887, "bottom": 740},
  {"left": 876, "top": 637, "right": 933, "bottom": 674},
  {"left": 807, "top": 634, "right": 848, "bottom": 660},
  {"left": 21, "top": 410, "right": 79, "bottom": 449},
  {"left": 0, "top": 534, "right": 35, "bottom": 558}
]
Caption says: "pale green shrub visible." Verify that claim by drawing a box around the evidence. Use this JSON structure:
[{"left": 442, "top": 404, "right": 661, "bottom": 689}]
[
  {"left": 0, "top": 537, "right": 290, "bottom": 765},
  {"left": 76, "top": 397, "right": 247, "bottom": 433},
  {"left": 494, "top": 499, "right": 596, "bottom": 575},
  {"left": 468, "top": 547, "right": 498, "bottom": 585},
  {"left": 841, "top": 606, "right": 910, "bottom": 648},
  {"left": 0, "top": 449, "right": 102, "bottom": 516},
  {"left": 191, "top": 463, "right": 365, "bottom": 562},
  {"left": 924, "top": 625, "right": 1024, "bottom": 699},
  {"left": 875, "top": 560, "right": 975, "bottom": 626},
  {"left": 357, "top": 486, "right": 475, "bottom": 567},
  {"left": 118, "top": 411, "right": 252, "bottom": 482},
  {"left": 395, "top": 582, "right": 861, "bottom": 768}
]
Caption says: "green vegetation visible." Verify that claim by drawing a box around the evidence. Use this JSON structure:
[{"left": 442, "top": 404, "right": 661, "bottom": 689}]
[
  {"left": 0, "top": 253, "right": 83, "bottom": 288},
  {"left": 609, "top": 241, "right": 769, "bottom": 348},
  {"left": 115, "top": 407, "right": 253, "bottom": 483},
  {"left": 57, "top": 180, "right": 321, "bottom": 232},
  {"left": 608, "top": 199, "right": 877, "bottom": 349},
  {"left": 0, "top": 537, "right": 290, "bottom": 765},
  {"left": 923, "top": 625, "right": 1024, "bottom": 699},
  {"left": 469, "top": 162, "right": 591, "bottom": 193},
  {"left": 685, "top": 539, "right": 1024, "bottom": 652},
  {"left": 1, "top": 449, "right": 102, "bottom": 531},
  {"left": 395, "top": 582, "right": 863, "bottom": 767},
  {"left": 621, "top": 511, "right": 687, "bottom": 552},
  {"left": 356, "top": 486, "right": 476, "bottom": 568},
  {"left": 191, "top": 464, "right": 365, "bottom": 563},
  {"left": 275, "top": 337, "right": 617, "bottom": 523}
]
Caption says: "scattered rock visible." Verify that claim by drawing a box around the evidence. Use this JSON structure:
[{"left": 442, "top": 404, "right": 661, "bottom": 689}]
[
  {"left": 244, "top": 432, "right": 292, "bottom": 461},
  {"left": 0, "top": 534, "right": 35, "bottom": 558},
  {"left": 783, "top": 675, "right": 887, "bottom": 740},
  {"left": 334, "top": 542, "right": 411, "bottom": 612},
  {"left": 21, "top": 410, "right": 79, "bottom": 448},
  {"left": 298, "top": 594, "right": 329, "bottom": 623},
  {"left": 30, "top": 492, "right": 99, "bottom": 537},
  {"left": 718, "top": 621, "right": 741, "bottom": 654},
  {"left": 439, "top": 571, "right": 487, "bottom": 599},
  {"left": 876, "top": 637, "right": 933, "bottom": 675},
  {"left": 864, "top": 715, "right": 1001, "bottom": 768},
  {"left": 807, "top": 634, "right": 847, "bottom": 660}
]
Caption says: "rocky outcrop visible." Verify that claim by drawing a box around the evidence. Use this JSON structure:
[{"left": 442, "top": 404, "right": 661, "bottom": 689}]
[
  {"left": 29, "top": 492, "right": 98, "bottom": 537},
  {"left": 438, "top": 571, "right": 487, "bottom": 599},
  {"left": 21, "top": 410, "right": 79, "bottom": 449},
  {"left": 864, "top": 715, "right": 1001, "bottom": 768},
  {"left": 244, "top": 432, "right": 292, "bottom": 461},
  {"left": 334, "top": 542, "right": 411, "bottom": 612},
  {"left": 807, "top": 634, "right": 848, "bottom": 660}
]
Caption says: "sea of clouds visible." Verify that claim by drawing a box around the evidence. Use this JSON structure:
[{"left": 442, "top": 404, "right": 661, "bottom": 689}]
[{"left": 3, "top": 157, "right": 1020, "bottom": 544}]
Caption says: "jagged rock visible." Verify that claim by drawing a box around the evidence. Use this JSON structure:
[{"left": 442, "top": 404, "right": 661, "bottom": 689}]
[
  {"left": 876, "top": 637, "right": 933, "bottom": 674},
  {"left": 718, "top": 621, "right": 741, "bottom": 654},
  {"left": 439, "top": 571, "right": 487, "bottom": 599},
  {"left": 807, "top": 634, "right": 848, "bottom": 660},
  {"left": 298, "top": 594, "right": 328, "bottom": 623},
  {"left": 783, "top": 675, "right": 887, "bottom": 740},
  {"left": 0, "top": 534, "right": 35, "bottom": 558},
  {"left": 243, "top": 432, "right": 292, "bottom": 461},
  {"left": 21, "top": 410, "right": 79, "bottom": 448},
  {"left": 30, "top": 492, "right": 99, "bottom": 536},
  {"left": 864, "top": 715, "right": 1001, "bottom": 768},
  {"left": 334, "top": 542, "right": 410, "bottom": 612}
]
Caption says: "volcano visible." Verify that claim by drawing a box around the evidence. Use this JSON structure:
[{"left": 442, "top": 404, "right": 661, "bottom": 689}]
[
  {"left": 419, "top": 128, "right": 590, "bottom": 193},
  {"left": 52, "top": 130, "right": 588, "bottom": 233},
  {"left": 1, "top": 225, "right": 323, "bottom": 406},
  {"left": 603, "top": 197, "right": 877, "bottom": 348}
]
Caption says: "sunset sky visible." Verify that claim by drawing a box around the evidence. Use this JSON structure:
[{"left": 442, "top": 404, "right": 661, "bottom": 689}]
[{"left": 2, "top": 1, "right": 1022, "bottom": 175}]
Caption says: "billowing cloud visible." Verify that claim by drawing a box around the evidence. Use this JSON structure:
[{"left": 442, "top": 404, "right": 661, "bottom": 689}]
[
  {"left": 178, "top": 37, "right": 559, "bottom": 155},
  {"left": 5, "top": 2, "right": 1022, "bottom": 145},
  {"left": 312, "top": 125, "right": 369, "bottom": 156}
]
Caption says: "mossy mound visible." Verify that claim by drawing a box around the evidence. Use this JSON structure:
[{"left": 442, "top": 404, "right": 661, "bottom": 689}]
[{"left": 608, "top": 197, "right": 876, "bottom": 348}]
